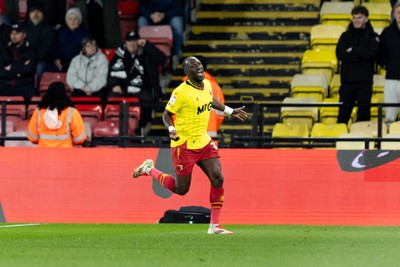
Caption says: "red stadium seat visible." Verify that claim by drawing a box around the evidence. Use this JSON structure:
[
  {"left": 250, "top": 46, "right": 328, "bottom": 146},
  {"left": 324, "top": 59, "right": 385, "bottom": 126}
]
[
  {"left": 93, "top": 118, "right": 120, "bottom": 137},
  {"left": 102, "top": 48, "right": 116, "bottom": 62},
  {"left": 138, "top": 25, "right": 173, "bottom": 58},
  {"left": 120, "top": 20, "right": 136, "bottom": 41},
  {"left": 104, "top": 97, "right": 140, "bottom": 135},
  {"left": 15, "top": 119, "right": 29, "bottom": 132},
  {"left": 39, "top": 72, "right": 71, "bottom": 96},
  {"left": 71, "top": 97, "right": 103, "bottom": 129},
  {"left": 117, "top": 0, "right": 140, "bottom": 20},
  {"left": 0, "top": 120, "right": 15, "bottom": 135},
  {"left": 27, "top": 96, "right": 42, "bottom": 118},
  {"left": 0, "top": 96, "right": 26, "bottom": 121}
]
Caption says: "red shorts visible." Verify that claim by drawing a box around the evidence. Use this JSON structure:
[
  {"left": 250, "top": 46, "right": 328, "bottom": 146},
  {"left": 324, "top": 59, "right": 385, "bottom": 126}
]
[{"left": 171, "top": 140, "right": 220, "bottom": 176}]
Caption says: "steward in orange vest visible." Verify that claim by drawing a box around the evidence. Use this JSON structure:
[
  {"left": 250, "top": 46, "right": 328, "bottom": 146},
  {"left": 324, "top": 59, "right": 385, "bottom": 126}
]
[{"left": 27, "top": 82, "right": 87, "bottom": 147}]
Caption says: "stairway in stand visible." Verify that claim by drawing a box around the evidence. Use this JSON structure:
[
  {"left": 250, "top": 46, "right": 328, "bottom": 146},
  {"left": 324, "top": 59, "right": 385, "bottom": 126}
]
[{"left": 149, "top": 0, "right": 321, "bottom": 147}]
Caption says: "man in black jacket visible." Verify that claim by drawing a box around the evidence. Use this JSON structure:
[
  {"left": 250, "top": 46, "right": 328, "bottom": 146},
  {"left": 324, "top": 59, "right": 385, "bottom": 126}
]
[
  {"left": 0, "top": 24, "right": 38, "bottom": 100},
  {"left": 336, "top": 5, "right": 380, "bottom": 124},
  {"left": 108, "top": 30, "right": 167, "bottom": 128},
  {"left": 0, "top": 10, "right": 10, "bottom": 48},
  {"left": 378, "top": 2, "right": 400, "bottom": 124}
]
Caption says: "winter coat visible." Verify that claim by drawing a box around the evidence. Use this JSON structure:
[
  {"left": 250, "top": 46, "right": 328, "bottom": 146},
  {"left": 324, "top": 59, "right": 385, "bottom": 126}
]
[
  {"left": 67, "top": 49, "right": 109, "bottom": 93},
  {"left": 25, "top": 19, "right": 56, "bottom": 62},
  {"left": 378, "top": 22, "right": 400, "bottom": 80},
  {"left": 336, "top": 21, "right": 379, "bottom": 85},
  {"left": 27, "top": 0, "right": 66, "bottom": 27},
  {"left": 139, "top": 0, "right": 185, "bottom": 23}
]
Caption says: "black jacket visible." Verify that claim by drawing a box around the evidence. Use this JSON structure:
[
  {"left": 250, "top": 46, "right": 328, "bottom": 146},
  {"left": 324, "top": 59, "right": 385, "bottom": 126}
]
[
  {"left": 0, "top": 23, "right": 10, "bottom": 48},
  {"left": 0, "top": 40, "right": 38, "bottom": 87},
  {"left": 336, "top": 21, "right": 379, "bottom": 84},
  {"left": 25, "top": 19, "right": 56, "bottom": 62},
  {"left": 378, "top": 22, "right": 400, "bottom": 80},
  {"left": 108, "top": 41, "right": 167, "bottom": 101},
  {"left": 27, "top": 0, "right": 66, "bottom": 27}
]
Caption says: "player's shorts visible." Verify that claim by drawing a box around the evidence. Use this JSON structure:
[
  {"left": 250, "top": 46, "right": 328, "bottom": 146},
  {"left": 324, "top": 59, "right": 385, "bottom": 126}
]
[{"left": 171, "top": 140, "right": 220, "bottom": 176}]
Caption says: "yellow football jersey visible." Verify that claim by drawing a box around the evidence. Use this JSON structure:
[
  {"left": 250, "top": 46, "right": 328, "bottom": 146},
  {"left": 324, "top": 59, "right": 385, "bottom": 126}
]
[{"left": 166, "top": 79, "right": 213, "bottom": 149}]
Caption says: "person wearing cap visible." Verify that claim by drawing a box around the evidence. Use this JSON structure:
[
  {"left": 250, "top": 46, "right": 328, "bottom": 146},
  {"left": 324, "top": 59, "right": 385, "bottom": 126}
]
[
  {"left": 27, "top": 0, "right": 66, "bottom": 30},
  {"left": 107, "top": 30, "right": 167, "bottom": 130},
  {"left": 0, "top": 23, "right": 38, "bottom": 100},
  {"left": 0, "top": 6, "right": 11, "bottom": 48},
  {"left": 51, "top": 7, "right": 89, "bottom": 72},
  {"left": 25, "top": 4, "right": 56, "bottom": 90},
  {"left": 27, "top": 81, "right": 87, "bottom": 148}
]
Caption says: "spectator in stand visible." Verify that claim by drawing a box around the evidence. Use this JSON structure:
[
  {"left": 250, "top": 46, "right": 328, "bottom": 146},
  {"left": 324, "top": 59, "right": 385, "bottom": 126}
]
[
  {"left": 50, "top": 7, "right": 90, "bottom": 72},
  {"left": 108, "top": 30, "right": 167, "bottom": 128},
  {"left": 336, "top": 5, "right": 379, "bottom": 124},
  {"left": 0, "top": 23, "right": 37, "bottom": 100},
  {"left": 0, "top": 0, "right": 9, "bottom": 25},
  {"left": 378, "top": 2, "right": 400, "bottom": 125},
  {"left": 27, "top": 0, "right": 66, "bottom": 30},
  {"left": 27, "top": 81, "right": 88, "bottom": 148},
  {"left": 137, "top": 0, "right": 185, "bottom": 62},
  {"left": 67, "top": 37, "right": 109, "bottom": 101},
  {"left": 0, "top": 8, "right": 10, "bottom": 48},
  {"left": 24, "top": 4, "right": 56, "bottom": 90}
]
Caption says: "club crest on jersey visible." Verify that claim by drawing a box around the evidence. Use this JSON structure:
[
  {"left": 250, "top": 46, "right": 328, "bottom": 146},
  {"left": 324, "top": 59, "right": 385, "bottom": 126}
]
[{"left": 168, "top": 94, "right": 177, "bottom": 107}]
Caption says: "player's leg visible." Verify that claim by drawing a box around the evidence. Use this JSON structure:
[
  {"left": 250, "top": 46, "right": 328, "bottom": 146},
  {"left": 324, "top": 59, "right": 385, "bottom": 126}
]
[{"left": 198, "top": 157, "right": 233, "bottom": 234}]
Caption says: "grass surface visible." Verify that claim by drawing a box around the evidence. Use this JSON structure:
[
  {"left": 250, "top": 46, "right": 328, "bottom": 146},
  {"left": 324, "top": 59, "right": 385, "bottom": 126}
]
[{"left": 1, "top": 223, "right": 400, "bottom": 267}]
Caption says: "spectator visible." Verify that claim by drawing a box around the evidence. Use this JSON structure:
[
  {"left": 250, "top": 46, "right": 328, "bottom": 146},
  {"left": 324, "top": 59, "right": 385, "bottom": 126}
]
[
  {"left": 108, "top": 30, "right": 167, "bottom": 128},
  {"left": 24, "top": 4, "right": 56, "bottom": 90},
  {"left": 336, "top": 5, "right": 379, "bottom": 124},
  {"left": 137, "top": 0, "right": 185, "bottom": 60},
  {"left": 0, "top": 0, "right": 9, "bottom": 25},
  {"left": 73, "top": 0, "right": 121, "bottom": 48},
  {"left": 27, "top": 0, "right": 66, "bottom": 30},
  {"left": 27, "top": 81, "right": 87, "bottom": 147},
  {"left": 2, "top": 0, "right": 18, "bottom": 24},
  {"left": 51, "top": 7, "right": 90, "bottom": 72},
  {"left": 0, "top": 7, "right": 10, "bottom": 48},
  {"left": 0, "top": 23, "right": 37, "bottom": 100},
  {"left": 67, "top": 37, "right": 109, "bottom": 101},
  {"left": 378, "top": 2, "right": 400, "bottom": 124}
]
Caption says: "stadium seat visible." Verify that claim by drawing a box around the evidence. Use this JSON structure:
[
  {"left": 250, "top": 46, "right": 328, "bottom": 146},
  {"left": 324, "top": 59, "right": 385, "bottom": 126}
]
[
  {"left": 15, "top": 119, "right": 29, "bottom": 132},
  {"left": 362, "top": 2, "right": 391, "bottom": 28},
  {"left": 350, "top": 120, "right": 387, "bottom": 137},
  {"left": 4, "top": 131, "right": 36, "bottom": 147},
  {"left": 71, "top": 97, "right": 103, "bottom": 129},
  {"left": 104, "top": 97, "right": 141, "bottom": 135},
  {"left": 271, "top": 122, "right": 309, "bottom": 147},
  {"left": 0, "top": 96, "right": 26, "bottom": 121},
  {"left": 93, "top": 119, "right": 120, "bottom": 137},
  {"left": 380, "top": 133, "right": 400, "bottom": 150},
  {"left": 291, "top": 74, "right": 328, "bottom": 102},
  {"left": 18, "top": 0, "right": 27, "bottom": 22},
  {"left": 301, "top": 49, "right": 338, "bottom": 84},
  {"left": 320, "top": 2, "right": 353, "bottom": 26},
  {"left": 389, "top": 121, "right": 400, "bottom": 134},
  {"left": 101, "top": 48, "right": 116, "bottom": 62},
  {"left": 39, "top": 72, "right": 71, "bottom": 96},
  {"left": 310, "top": 24, "right": 346, "bottom": 51},
  {"left": 370, "top": 95, "right": 385, "bottom": 121},
  {"left": 336, "top": 133, "right": 374, "bottom": 150},
  {"left": 311, "top": 123, "right": 348, "bottom": 138},
  {"left": 27, "top": 96, "right": 41, "bottom": 118},
  {"left": 118, "top": 0, "right": 140, "bottom": 20},
  {"left": 0, "top": 120, "right": 15, "bottom": 135},
  {"left": 329, "top": 74, "right": 341, "bottom": 98},
  {"left": 372, "top": 74, "right": 385, "bottom": 98},
  {"left": 138, "top": 25, "right": 173, "bottom": 58},
  {"left": 280, "top": 97, "right": 318, "bottom": 131},
  {"left": 319, "top": 97, "right": 339, "bottom": 124}
]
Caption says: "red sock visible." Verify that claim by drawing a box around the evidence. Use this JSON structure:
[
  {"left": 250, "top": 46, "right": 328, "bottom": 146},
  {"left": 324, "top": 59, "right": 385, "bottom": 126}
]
[
  {"left": 210, "top": 186, "right": 224, "bottom": 224},
  {"left": 149, "top": 168, "right": 175, "bottom": 192}
]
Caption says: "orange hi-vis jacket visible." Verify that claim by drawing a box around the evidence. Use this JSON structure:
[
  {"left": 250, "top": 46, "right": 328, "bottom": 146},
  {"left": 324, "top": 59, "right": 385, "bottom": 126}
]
[{"left": 27, "top": 107, "right": 87, "bottom": 148}]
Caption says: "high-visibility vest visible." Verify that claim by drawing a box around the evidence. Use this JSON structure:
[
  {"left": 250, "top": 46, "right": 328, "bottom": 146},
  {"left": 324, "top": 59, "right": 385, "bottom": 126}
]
[
  {"left": 183, "top": 72, "right": 225, "bottom": 137},
  {"left": 27, "top": 107, "right": 87, "bottom": 148}
]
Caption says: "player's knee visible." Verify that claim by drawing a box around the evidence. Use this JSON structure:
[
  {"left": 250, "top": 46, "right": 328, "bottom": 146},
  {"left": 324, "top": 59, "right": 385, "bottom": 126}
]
[
  {"left": 211, "top": 174, "right": 224, "bottom": 188},
  {"left": 175, "top": 186, "right": 189, "bottom": 196}
]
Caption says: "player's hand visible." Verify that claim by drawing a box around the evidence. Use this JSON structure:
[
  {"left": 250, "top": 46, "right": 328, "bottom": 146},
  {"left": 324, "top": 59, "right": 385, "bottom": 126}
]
[
  {"left": 168, "top": 128, "right": 180, "bottom": 141},
  {"left": 231, "top": 106, "right": 248, "bottom": 121}
]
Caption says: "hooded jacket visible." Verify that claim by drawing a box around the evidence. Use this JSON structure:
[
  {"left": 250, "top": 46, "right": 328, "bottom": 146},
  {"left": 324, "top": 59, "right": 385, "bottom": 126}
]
[
  {"left": 67, "top": 49, "right": 109, "bottom": 93},
  {"left": 336, "top": 21, "right": 379, "bottom": 85},
  {"left": 378, "top": 21, "right": 400, "bottom": 80}
]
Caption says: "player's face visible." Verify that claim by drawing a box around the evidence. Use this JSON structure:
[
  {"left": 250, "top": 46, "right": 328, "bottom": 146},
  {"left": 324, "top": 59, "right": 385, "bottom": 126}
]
[
  {"left": 352, "top": 13, "right": 368, "bottom": 29},
  {"left": 394, "top": 6, "right": 400, "bottom": 24},
  {"left": 187, "top": 58, "right": 204, "bottom": 83}
]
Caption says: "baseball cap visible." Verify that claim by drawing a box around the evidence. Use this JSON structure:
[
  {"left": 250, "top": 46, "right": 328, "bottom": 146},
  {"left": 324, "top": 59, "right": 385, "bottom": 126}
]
[
  {"left": 11, "top": 23, "right": 26, "bottom": 33},
  {"left": 125, "top": 30, "right": 140, "bottom": 41}
]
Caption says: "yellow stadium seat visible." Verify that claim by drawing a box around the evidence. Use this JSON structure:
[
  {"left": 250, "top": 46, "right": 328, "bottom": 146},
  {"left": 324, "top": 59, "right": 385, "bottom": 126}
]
[
  {"left": 350, "top": 120, "right": 387, "bottom": 137},
  {"left": 311, "top": 122, "right": 348, "bottom": 137},
  {"left": 336, "top": 133, "right": 374, "bottom": 150},
  {"left": 291, "top": 74, "right": 328, "bottom": 102},
  {"left": 320, "top": 2, "right": 353, "bottom": 26},
  {"left": 389, "top": 121, "right": 400, "bottom": 134},
  {"left": 329, "top": 74, "right": 341, "bottom": 98},
  {"left": 380, "top": 133, "right": 400, "bottom": 150},
  {"left": 301, "top": 49, "right": 338, "bottom": 84},
  {"left": 280, "top": 97, "right": 318, "bottom": 131},
  {"left": 310, "top": 24, "right": 346, "bottom": 51},
  {"left": 372, "top": 74, "right": 385, "bottom": 98},
  {"left": 272, "top": 123, "right": 309, "bottom": 148},
  {"left": 362, "top": 2, "right": 391, "bottom": 28},
  {"left": 370, "top": 95, "right": 385, "bottom": 121},
  {"left": 319, "top": 97, "right": 340, "bottom": 124}
]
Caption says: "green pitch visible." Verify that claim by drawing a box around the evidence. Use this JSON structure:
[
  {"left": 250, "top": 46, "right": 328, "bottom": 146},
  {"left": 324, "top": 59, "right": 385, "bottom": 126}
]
[{"left": 1, "top": 223, "right": 400, "bottom": 267}]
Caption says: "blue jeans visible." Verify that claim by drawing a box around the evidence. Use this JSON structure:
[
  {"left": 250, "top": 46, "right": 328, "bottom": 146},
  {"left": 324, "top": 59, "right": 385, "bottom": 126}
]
[{"left": 137, "top": 15, "right": 184, "bottom": 56}]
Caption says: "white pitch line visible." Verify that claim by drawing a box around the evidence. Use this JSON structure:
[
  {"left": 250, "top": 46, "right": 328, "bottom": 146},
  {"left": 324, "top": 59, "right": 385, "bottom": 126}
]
[{"left": 0, "top": 223, "right": 40, "bottom": 228}]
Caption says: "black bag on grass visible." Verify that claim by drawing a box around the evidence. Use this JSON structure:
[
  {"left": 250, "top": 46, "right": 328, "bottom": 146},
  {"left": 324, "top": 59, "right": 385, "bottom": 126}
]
[{"left": 158, "top": 206, "right": 211, "bottom": 224}]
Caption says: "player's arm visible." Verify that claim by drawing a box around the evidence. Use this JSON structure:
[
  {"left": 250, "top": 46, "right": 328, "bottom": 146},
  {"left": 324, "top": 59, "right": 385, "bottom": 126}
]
[
  {"left": 162, "top": 109, "right": 180, "bottom": 141},
  {"left": 212, "top": 96, "right": 248, "bottom": 121}
]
